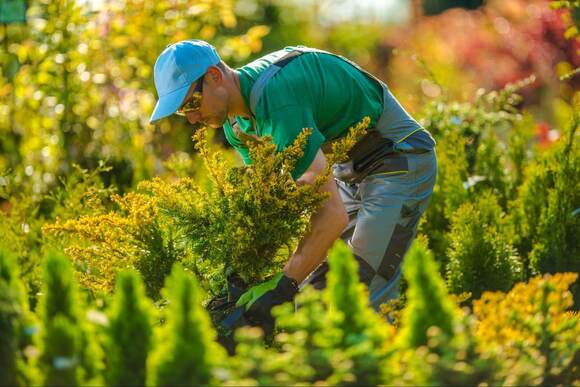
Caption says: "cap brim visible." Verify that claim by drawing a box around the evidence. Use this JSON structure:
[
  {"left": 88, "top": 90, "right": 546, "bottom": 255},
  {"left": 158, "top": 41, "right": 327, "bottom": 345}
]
[{"left": 149, "top": 83, "right": 191, "bottom": 124}]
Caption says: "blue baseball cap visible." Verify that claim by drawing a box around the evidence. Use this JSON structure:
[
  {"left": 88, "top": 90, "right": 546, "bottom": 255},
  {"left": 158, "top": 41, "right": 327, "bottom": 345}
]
[{"left": 149, "top": 40, "right": 221, "bottom": 124}]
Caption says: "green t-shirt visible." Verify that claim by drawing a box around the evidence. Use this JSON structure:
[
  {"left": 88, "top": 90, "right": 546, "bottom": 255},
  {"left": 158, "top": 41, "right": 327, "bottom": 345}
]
[{"left": 223, "top": 46, "right": 384, "bottom": 179}]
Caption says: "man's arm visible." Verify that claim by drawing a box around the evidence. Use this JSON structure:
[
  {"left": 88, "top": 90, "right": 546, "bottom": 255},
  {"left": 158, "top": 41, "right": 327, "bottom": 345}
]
[{"left": 283, "top": 149, "right": 349, "bottom": 283}]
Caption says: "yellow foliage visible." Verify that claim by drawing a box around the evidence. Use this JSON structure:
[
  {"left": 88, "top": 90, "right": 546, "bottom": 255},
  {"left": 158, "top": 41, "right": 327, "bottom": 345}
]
[
  {"left": 474, "top": 273, "right": 577, "bottom": 347},
  {"left": 143, "top": 118, "right": 369, "bottom": 285},
  {"left": 42, "top": 118, "right": 370, "bottom": 293},
  {"left": 43, "top": 193, "right": 177, "bottom": 298},
  {"left": 473, "top": 272, "right": 579, "bottom": 384}
]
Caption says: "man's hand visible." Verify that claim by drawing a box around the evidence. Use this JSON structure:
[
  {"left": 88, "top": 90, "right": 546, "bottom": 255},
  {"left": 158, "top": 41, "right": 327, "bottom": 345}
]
[{"left": 236, "top": 272, "right": 298, "bottom": 335}]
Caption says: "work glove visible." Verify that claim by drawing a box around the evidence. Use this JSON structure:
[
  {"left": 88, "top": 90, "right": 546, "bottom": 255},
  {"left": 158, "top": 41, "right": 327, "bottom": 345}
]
[{"left": 235, "top": 272, "right": 299, "bottom": 336}]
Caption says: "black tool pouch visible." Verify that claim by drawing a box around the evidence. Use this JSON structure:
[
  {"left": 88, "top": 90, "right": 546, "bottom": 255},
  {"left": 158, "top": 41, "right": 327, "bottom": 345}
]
[{"left": 332, "top": 130, "right": 395, "bottom": 184}]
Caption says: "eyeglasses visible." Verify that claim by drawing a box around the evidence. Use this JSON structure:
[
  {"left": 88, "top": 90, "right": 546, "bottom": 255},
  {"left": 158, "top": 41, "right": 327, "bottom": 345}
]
[{"left": 176, "top": 75, "right": 204, "bottom": 116}]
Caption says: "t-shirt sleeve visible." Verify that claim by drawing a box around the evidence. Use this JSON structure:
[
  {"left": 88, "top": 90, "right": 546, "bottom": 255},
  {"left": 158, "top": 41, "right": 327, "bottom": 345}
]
[
  {"left": 223, "top": 119, "right": 252, "bottom": 165},
  {"left": 260, "top": 105, "right": 325, "bottom": 180}
]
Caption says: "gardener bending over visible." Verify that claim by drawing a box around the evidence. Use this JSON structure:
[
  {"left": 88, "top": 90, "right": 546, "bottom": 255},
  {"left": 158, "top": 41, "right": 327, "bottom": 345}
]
[{"left": 149, "top": 40, "right": 437, "bottom": 332}]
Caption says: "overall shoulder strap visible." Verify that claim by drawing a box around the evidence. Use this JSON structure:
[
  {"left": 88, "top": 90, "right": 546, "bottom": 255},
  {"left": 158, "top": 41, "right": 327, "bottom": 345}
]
[
  {"left": 248, "top": 49, "right": 304, "bottom": 116},
  {"left": 248, "top": 47, "right": 385, "bottom": 117}
]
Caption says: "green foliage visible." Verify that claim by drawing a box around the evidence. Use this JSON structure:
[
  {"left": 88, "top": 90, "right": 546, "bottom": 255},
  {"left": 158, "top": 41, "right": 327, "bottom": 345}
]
[
  {"left": 1, "top": 1, "right": 578, "bottom": 384},
  {"left": 506, "top": 115, "right": 535, "bottom": 193},
  {"left": 474, "top": 128, "right": 509, "bottom": 206},
  {"left": 147, "top": 264, "right": 226, "bottom": 386},
  {"left": 424, "top": 316, "right": 500, "bottom": 387},
  {"left": 446, "top": 192, "right": 523, "bottom": 299},
  {"left": 271, "top": 288, "right": 343, "bottom": 384},
  {"left": 420, "top": 76, "right": 532, "bottom": 170},
  {"left": 419, "top": 77, "right": 535, "bottom": 264},
  {"left": 227, "top": 326, "right": 302, "bottom": 385},
  {"left": 230, "top": 240, "right": 393, "bottom": 385},
  {"left": 0, "top": 249, "right": 37, "bottom": 386},
  {"left": 36, "top": 251, "right": 102, "bottom": 385},
  {"left": 420, "top": 129, "right": 469, "bottom": 263},
  {"left": 509, "top": 107, "right": 580, "bottom": 297},
  {"left": 392, "top": 239, "right": 499, "bottom": 386},
  {"left": 0, "top": 0, "right": 272, "bottom": 194},
  {"left": 0, "top": 243, "right": 579, "bottom": 386},
  {"left": 105, "top": 270, "right": 154, "bottom": 387},
  {"left": 397, "top": 240, "right": 459, "bottom": 349},
  {"left": 528, "top": 116, "right": 580, "bottom": 275},
  {"left": 324, "top": 240, "right": 392, "bottom": 385},
  {"left": 40, "top": 315, "right": 82, "bottom": 386}
]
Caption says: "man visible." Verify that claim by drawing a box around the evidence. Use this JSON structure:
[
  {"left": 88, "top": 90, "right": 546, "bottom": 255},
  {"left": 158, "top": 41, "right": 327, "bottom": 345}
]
[{"left": 150, "top": 40, "right": 437, "bottom": 332}]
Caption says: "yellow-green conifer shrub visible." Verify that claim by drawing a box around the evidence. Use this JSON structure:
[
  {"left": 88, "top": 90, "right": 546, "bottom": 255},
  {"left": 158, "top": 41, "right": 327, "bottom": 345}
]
[
  {"left": 419, "top": 129, "right": 469, "bottom": 268},
  {"left": 324, "top": 240, "right": 394, "bottom": 385},
  {"left": 506, "top": 115, "right": 535, "bottom": 196},
  {"left": 105, "top": 270, "right": 154, "bottom": 387},
  {"left": 392, "top": 240, "right": 498, "bottom": 386},
  {"left": 513, "top": 111, "right": 580, "bottom": 304},
  {"left": 141, "top": 118, "right": 369, "bottom": 287},
  {"left": 272, "top": 287, "right": 346, "bottom": 384},
  {"left": 419, "top": 77, "right": 533, "bottom": 264},
  {"left": 36, "top": 251, "right": 102, "bottom": 386},
  {"left": 0, "top": 249, "right": 38, "bottom": 386},
  {"left": 474, "top": 127, "right": 509, "bottom": 206},
  {"left": 473, "top": 273, "right": 580, "bottom": 386},
  {"left": 446, "top": 192, "right": 523, "bottom": 299},
  {"left": 40, "top": 315, "right": 82, "bottom": 386},
  {"left": 226, "top": 326, "right": 303, "bottom": 385},
  {"left": 43, "top": 192, "right": 181, "bottom": 298},
  {"left": 232, "top": 241, "right": 390, "bottom": 385},
  {"left": 396, "top": 240, "right": 459, "bottom": 350},
  {"left": 147, "top": 264, "right": 226, "bottom": 386}
]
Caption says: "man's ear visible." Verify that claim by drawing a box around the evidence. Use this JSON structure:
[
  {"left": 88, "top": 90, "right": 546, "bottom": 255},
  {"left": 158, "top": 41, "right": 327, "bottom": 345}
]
[{"left": 206, "top": 66, "right": 223, "bottom": 83}]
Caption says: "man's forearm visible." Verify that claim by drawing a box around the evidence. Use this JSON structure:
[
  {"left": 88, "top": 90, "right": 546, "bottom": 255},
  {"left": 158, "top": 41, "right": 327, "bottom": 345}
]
[{"left": 283, "top": 177, "right": 348, "bottom": 283}]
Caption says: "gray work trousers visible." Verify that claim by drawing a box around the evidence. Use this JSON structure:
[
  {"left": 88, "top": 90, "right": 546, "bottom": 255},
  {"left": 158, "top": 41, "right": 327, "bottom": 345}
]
[{"left": 301, "top": 148, "right": 438, "bottom": 310}]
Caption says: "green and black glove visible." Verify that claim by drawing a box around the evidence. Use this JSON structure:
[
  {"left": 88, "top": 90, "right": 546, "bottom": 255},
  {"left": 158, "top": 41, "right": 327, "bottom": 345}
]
[{"left": 236, "top": 272, "right": 299, "bottom": 335}]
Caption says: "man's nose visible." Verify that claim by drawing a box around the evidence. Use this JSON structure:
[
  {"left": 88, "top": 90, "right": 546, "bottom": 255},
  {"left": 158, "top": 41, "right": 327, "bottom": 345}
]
[{"left": 186, "top": 111, "right": 202, "bottom": 125}]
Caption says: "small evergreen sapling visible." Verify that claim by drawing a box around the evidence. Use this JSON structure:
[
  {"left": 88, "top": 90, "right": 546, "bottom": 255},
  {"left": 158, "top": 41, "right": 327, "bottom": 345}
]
[
  {"left": 393, "top": 239, "right": 498, "bottom": 386},
  {"left": 226, "top": 326, "right": 301, "bottom": 385},
  {"left": 474, "top": 127, "right": 509, "bottom": 206},
  {"left": 397, "top": 240, "right": 458, "bottom": 349},
  {"left": 324, "top": 240, "right": 394, "bottom": 385},
  {"left": 419, "top": 129, "right": 469, "bottom": 268},
  {"left": 105, "top": 269, "right": 154, "bottom": 386},
  {"left": 272, "top": 287, "right": 343, "bottom": 384},
  {"left": 41, "top": 315, "right": 81, "bottom": 386},
  {"left": 419, "top": 76, "right": 534, "bottom": 264},
  {"left": 238, "top": 241, "right": 393, "bottom": 385},
  {"left": 36, "top": 251, "right": 102, "bottom": 386},
  {"left": 446, "top": 192, "right": 523, "bottom": 299},
  {"left": 147, "top": 264, "right": 226, "bottom": 386},
  {"left": 0, "top": 249, "right": 37, "bottom": 386},
  {"left": 508, "top": 109, "right": 579, "bottom": 293}
]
